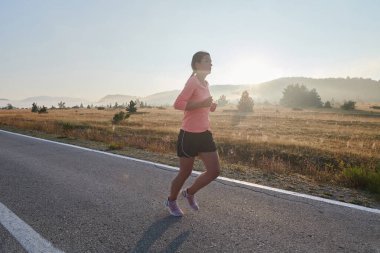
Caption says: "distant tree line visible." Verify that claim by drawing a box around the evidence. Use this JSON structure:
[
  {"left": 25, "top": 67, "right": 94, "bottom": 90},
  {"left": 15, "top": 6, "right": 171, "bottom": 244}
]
[
  {"left": 280, "top": 84, "right": 323, "bottom": 108},
  {"left": 1, "top": 103, "right": 15, "bottom": 110},
  {"left": 31, "top": 102, "right": 48, "bottom": 113},
  {"left": 216, "top": 84, "right": 360, "bottom": 112},
  {"left": 279, "top": 83, "right": 357, "bottom": 110}
]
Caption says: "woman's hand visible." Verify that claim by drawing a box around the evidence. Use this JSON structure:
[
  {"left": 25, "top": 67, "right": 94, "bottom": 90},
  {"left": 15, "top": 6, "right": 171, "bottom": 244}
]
[
  {"left": 200, "top": 96, "right": 213, "bottom": 107},
  {"left": 210, "top": 102, "right": 217, "bottom": 112},
  {"left": 186, "top": 96, "right": 213, "bottom": 110}
]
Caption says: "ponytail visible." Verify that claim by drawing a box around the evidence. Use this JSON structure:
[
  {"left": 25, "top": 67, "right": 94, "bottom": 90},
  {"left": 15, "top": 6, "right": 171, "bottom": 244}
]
[{"left": 189, "top": 71, "right": 195, "bottom": 79}]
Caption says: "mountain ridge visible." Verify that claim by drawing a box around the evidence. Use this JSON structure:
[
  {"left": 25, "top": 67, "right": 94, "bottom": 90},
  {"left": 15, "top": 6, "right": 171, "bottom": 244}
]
[{"left": 1, "top": 77, "right": 379, "bottom": 108}]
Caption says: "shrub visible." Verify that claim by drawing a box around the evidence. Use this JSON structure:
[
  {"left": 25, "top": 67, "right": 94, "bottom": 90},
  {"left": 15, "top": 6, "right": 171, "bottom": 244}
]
[
  {"left": 109, "top": 142, "right": 124, "bottom": 150},
  {"left": 342, "top": 167, "right": 380, "bottom": 195},
  {"left": 112, "top": 111, "right": 130, "bottom": 124},
  {"left": 58, "top": 121, "right": 90, "bottom": 131},
  {"left": 38, "top": 106, "right": 48, "bottom": 114},
  {"left": 217, "top": 95, "right": 229, "bottom": 107}
]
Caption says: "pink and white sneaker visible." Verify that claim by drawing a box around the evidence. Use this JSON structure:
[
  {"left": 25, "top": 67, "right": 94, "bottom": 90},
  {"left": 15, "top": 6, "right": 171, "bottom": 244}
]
[
  {"left": 182, "top": 189, "right": 199, "bottom": 211},
  {"left": 165, "top": 198, "right": 184, "bottom": 217}
]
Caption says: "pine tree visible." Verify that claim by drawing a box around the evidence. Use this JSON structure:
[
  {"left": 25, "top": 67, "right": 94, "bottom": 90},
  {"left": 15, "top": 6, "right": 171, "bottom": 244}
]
[
  {"left": 126, "top": 100, "right": 137, "bottom": 113},
  {"left": 32, "top": 102, "right": 38, "bottom": 112},
  {"left": 237, "top": 91, "right": 254, "bottom": 112}
]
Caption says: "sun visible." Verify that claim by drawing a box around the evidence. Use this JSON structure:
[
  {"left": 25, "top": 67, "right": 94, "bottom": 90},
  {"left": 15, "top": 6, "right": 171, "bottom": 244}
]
[{"left": 215, "top": 55, "right": 285, "bottom": 85}]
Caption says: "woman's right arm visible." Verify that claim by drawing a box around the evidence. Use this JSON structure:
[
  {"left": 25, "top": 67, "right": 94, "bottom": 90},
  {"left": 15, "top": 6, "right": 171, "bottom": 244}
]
[
  {"left": 174, "top": 86, "right": 212, "bottom": 111},
  {"left": 174, "top": 80, "right": 212, "bottom": 110},
  {"left": 173, "top": 83, "right": 193, "bottom": 110}
]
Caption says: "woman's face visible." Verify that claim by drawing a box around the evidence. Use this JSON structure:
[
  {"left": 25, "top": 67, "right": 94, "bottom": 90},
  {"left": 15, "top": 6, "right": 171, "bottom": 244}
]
[{"left": 195, "top": 55, "right": 212, "bottom": 75}]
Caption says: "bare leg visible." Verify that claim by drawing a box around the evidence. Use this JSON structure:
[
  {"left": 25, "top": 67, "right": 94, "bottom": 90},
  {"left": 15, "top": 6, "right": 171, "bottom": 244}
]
[
  {"left": 168, "top": 156, "right": 195, "bottom": 201},
  {"left": 186, "top": 151, "right": 220, "bottom": 195}
]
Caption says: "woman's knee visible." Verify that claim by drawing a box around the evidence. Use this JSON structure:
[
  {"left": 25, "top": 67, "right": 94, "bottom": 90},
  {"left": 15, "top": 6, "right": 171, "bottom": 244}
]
[
  {"left": 179, "top": 167, "right": 192, "bottom": 178},
  {"left": 206, "top": 167, "right": 220, "bottom": 179}
]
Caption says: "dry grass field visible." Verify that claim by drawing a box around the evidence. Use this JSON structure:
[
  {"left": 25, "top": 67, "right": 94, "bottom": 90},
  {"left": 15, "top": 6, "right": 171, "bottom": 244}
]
[{"left": 1, "top": 105, "right": 379, "bottom": 205}]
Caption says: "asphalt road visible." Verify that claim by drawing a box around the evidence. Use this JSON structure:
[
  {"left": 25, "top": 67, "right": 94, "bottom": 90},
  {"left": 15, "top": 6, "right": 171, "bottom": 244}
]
[{"left": 0, "top": 130, "right": 379, "bottom": 253}]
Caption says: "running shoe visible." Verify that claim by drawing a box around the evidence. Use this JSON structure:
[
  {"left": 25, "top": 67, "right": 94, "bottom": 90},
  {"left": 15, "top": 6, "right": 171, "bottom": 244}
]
[
  {"left": 165, "top": 198, "right": 184, "bottom": 217},
  {"left": 182, "top": 188, "right": 199, "bottom": 211}
]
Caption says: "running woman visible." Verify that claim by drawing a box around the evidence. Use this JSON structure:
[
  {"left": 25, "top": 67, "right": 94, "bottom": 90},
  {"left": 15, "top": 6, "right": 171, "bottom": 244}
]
[{"left": 165, "top": 51, "right": 220, "bottom": 216}]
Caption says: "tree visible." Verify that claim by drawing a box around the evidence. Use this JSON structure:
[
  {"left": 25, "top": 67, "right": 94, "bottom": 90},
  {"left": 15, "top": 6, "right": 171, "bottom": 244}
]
[
  {"left": 32, "top": 102, "right": 38, "bottom": 112},
  {"left": 237, "top": 91, "right": 254, "bottom": 112},
  {"left": 341, "top": 100, "right": 356, "bottom": 110},
  {"left": 126, "top": 100, "right": 137, "bottom": 113},
  {"left": 38, "top": 106, "right": 48, "bottom": 114},
  {"left": 308, "top": 88, "right": 323, "bottom": 108},
  {"left": 5, "top": 104, "right": 14, "bottom": 110},
  {"left": 217, "top": 95, "right": 228, "bottom": 107},
  {"left": 280, "top": 84, "right": 323, "bottom": 108},
  {"left": 58, "top": 101, "right": 66, "bottom": 109},
  {"left": 324, "top": 101, "right": 332, "bottom": 108}
]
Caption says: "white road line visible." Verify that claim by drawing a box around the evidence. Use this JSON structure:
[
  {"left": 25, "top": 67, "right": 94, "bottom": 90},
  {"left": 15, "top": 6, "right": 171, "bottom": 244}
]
[
  {"left": 0, "top": 201, "right": 64, "bottom": 253},
  {"left": 1, "top": 129, "right": 380, "bottom": 215}
]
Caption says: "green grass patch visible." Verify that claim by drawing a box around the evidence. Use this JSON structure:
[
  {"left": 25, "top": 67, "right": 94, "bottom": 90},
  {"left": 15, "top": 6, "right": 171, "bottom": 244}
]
[
  {"left": 108, "top": 142, "right": 124, "bottom": 150},
  {"left": 57, "top": 121, "right": 91, "bottom": 131},
  {"left": 342, "top": 166, "right": 380, "bottom": 195}
]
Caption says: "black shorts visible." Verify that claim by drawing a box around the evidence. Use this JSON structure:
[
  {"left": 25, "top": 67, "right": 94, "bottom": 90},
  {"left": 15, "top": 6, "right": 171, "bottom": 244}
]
[{"left": 177, "top": 129, "right": 217, "bottom": 158}]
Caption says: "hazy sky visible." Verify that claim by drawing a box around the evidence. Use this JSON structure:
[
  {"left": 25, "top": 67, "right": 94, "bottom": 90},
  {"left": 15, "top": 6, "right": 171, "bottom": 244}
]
[{"left": 1, "top": 0, "right": 379, "bottom": 101}]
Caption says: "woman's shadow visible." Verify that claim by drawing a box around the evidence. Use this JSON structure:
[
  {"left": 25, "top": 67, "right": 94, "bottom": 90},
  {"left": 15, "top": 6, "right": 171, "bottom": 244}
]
[{"left": 130, "top": 215, "right": 190, "bottom": 253}]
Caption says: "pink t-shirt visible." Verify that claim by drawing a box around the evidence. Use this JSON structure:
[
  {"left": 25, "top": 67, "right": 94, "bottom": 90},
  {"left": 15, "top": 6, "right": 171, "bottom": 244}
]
[{"left": 173, "top": 76, "right": 212, "bottom": 133}]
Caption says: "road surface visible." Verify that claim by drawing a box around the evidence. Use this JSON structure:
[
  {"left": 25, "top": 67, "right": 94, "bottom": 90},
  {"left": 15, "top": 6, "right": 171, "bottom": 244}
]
[{"left": 0, "top": 130, "right": 379, "bottom": 252}]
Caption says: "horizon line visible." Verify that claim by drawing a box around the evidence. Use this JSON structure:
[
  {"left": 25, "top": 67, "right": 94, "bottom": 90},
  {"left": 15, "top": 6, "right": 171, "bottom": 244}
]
[{"left": 2, "top": 75, "right": 380, "bottom": 102}]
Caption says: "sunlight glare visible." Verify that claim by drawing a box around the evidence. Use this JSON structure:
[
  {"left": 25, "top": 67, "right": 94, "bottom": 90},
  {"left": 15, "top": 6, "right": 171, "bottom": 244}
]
[{"left": 223, "top": 56, "right": 285, "bottom": 84}]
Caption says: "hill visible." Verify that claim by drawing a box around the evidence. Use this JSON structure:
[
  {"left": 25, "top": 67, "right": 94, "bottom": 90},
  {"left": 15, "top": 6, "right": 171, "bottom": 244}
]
[
  {"left": 141, "top": 77, "right": 380, "bottom": 105},
  {"left": 97, "top": 94, "right": 138, "bottom": 105},
  {"left": 1, "top": 77, "right": 379, "bottom": 108},
  {"left": 142, "top": 90, "right": 179, "bottom": 106},
  {"left": 0, "top": 96, "right": 91, "bottom": 108},
  {"left": 251, "top": 77, "right": 380, "bottom": 103}
]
